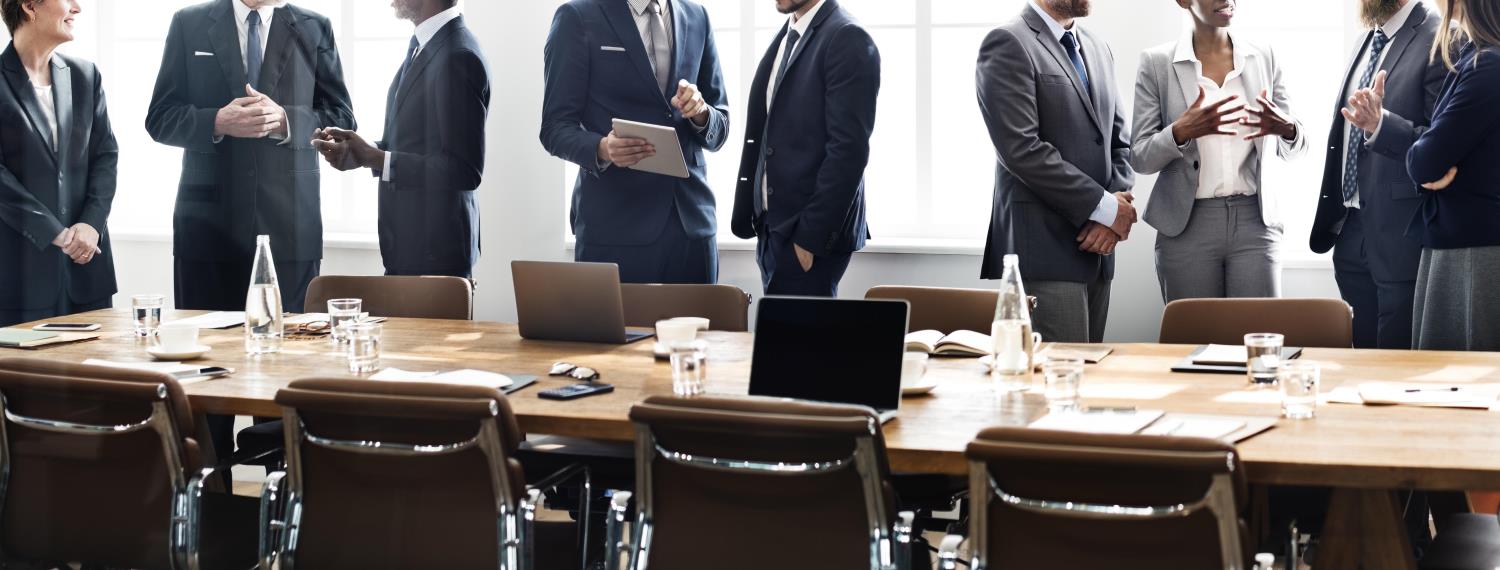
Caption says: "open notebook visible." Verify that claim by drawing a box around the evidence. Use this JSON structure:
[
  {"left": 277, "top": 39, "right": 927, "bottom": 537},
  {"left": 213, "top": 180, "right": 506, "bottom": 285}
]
[
  {"left": 905, "top": 329, "right": 991, "bottom": 356},
  {"left": 1029, "top": 410, "right": 1276, "bottom": 443}
]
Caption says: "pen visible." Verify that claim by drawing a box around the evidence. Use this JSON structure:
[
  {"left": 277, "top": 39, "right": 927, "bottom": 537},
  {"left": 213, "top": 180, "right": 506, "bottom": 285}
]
[
  {"left": 1082, "top": 406, "right": 1136, "bottom": 414},
  {"left": 1404, "top": 387, "right": 1461, "bottom": 393}
]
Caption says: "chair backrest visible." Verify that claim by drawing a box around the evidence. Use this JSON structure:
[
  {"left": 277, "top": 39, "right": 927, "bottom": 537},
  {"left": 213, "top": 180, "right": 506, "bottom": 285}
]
[
  {"left": 620, "top": 283, "right": 752, "bottom": 332},
  {"left": 627, "top": 395, "right": 898, "bottom": 569},
  {"left": 273, "top": 379, "right": 524, "bottom": 569},
  {"left": 966, "top": 427, "right": 1248, "bottom": 569},
  {"left": 304, "top": 275, "right": 474, "bottom": 320},
  {"left": 865, "top": 286, "right": 997, "bottom": 334},
  {"left": 0, "top": 357, "right": 197, "bottom": 570},
  {"left": 1159, "top": 298, "right": 1354, "bottom": 348}
]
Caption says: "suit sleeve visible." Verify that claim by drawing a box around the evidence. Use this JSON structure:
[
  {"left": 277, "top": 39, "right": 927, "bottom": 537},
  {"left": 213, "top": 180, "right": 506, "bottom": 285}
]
[
  {"left": 1130, "top": 52, "right": 1187, "bottom": 175},
  {"left": 1266, "top": 46, "right": 1307, "bottom": 160},
  {"left": 792, "top": 24, "right": 880, "bottom": 257},
  {"left": 540, "top": 4, "right": 606, "bottom": 175},
  {"left": 1408, "top": 52, "right": 1500, "bottom": 187},
  {"left": 282, "top": 16, "right": 356, "bottom": 150},
  {"left": 1368, "top": 49, "right": 1447, "bottom": 167},
  {"left": 0, "top": 132, "right": 65, "bottom": 252},
  {"left": 78, "top": 68, "right": 119, "bottom": 233},
  {"left": 684, "top": 15, "right": 729, "bottom": 152},
  {"left": 386, "top": 49, "right": 489, "bottom": 191},
  {"left": 145, "top": 12, "right": 221, "bottom": 154},
  {"left": 976, "top": 28, "right": 1110, "bottom": 227}
]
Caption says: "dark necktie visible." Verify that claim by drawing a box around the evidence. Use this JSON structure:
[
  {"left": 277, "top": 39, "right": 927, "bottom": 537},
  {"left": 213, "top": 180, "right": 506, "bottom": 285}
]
[
  {"left": 1344, "top": 29, "right": 1390, "bottom": 203},
  {"left": 1060, "top": 30, "right": 1090, "bottom": 96},
  {"left": 771, "top": 29, "right": 802, "bottom": 102},
  {"left": 394, "top": 36, "right": 420, "bottom": 100},
  {"left": 246, "top": 10, "right": 263, "bottom": 90}
]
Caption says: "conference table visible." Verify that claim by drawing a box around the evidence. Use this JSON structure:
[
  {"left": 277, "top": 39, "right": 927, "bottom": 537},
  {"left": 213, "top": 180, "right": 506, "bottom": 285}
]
[{"left": 17, "top": 309, "right": 1500, "bottom": 569}]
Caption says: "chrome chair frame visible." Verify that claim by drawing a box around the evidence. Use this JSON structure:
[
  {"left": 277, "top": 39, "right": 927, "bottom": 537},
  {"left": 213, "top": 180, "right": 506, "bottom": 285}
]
[
  {"left": 259, "top": 403, "right": 538, "bottom": 570},
  {"left": 605, "top": 416, "right": 915, "bottom": 570},
  {"left": 0, "top": 387, "right": 223, "bottom": 570}
]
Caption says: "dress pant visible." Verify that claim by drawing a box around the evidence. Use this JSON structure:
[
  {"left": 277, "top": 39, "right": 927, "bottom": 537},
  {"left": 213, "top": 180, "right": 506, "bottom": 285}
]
[
  {"left": 755, "top": 227, "right": 853, "bottom": 297},
  {"left": 1027, "top": 278, "right": 1110, "bottom": 343},
  {"left": 574, "top": 205, "right": 718, "bottom": 284},
  {"left": 1154, "top": 195, "right": 1281, "bottom": 303},
  {"left": 1333, "top": 208, "right": 1420, "bottom": 349}
]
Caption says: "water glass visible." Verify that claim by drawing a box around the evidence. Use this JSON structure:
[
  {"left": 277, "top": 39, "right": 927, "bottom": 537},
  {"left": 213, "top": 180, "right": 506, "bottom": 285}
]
[
  {"left": 667, "top": 339, "right": 706, "bottom": 397},
  {"left": 1042, "top": 357, "right": 1085, "bottom": 411},
  {"left": 1244, "top": 333, "right": 1285, "bottom": 386},
  {"left": 132, "top": 294, "right": 164, "bottom": 337},
  {"left": 1279, "top": 361, "right": 1320, "bottom": 420},
  {"left": 346, "top": 321, "right": 383, "bottom": 374},
  {"left": 327, "top": 298, "right": 362, "bottom": 345}
]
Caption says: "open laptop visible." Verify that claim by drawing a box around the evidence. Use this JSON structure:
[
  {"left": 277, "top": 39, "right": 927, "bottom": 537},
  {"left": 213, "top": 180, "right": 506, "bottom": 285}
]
[
  {"left": 749, "top": 297, "right": 911, "bottom": 423},
  {"left": 511, "top": 261, "right": 654, "bottom": 344}
]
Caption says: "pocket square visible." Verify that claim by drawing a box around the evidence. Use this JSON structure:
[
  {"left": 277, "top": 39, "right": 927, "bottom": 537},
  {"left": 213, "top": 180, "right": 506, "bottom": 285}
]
[
  {"left": 194, "top": 51, "right": 215, "bottom": 56},
  {"left": 599, "top": 46, "right": 626, "bottom": 52}
]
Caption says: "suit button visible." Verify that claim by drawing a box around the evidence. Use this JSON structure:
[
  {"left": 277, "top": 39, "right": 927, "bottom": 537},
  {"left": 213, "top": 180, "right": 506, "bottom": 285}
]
[
  {"left": 666, "top": 113, "right": 673, "bottom": 119},
  {"left": 766, "top": 147, "right": 775, "bottom": 157},
  {"left": 767, "top": 188, "right": 775, "bottom": 195},
  {"left": 1094, "top": 137, "right": 1103, "bottom": 145},
  {"left": 1193, "top": 161, "right": 1200, "bottom": 170}
]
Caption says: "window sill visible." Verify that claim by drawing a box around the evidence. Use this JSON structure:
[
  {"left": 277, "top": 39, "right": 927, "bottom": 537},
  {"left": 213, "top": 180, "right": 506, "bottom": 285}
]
[
  {"left": 110, "top": 229, "right": 381, "bottom": 251},
  {"left": 564, "top": 236, "right": 991, "bottom": 256}
]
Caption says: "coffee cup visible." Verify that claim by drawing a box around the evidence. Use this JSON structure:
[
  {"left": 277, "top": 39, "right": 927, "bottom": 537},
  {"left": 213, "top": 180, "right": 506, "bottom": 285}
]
[
  {"left": 156, "top": 323, "right": 200, "bottom": 352},
  {"left": 655, "top": 319, "right": 698, "bottom": 347},
  {"left": 668, "top": 316, "right": 710, "bottom": 332},
  {"left": 901, "top": 352, "right": 929, "bottom": 388}
]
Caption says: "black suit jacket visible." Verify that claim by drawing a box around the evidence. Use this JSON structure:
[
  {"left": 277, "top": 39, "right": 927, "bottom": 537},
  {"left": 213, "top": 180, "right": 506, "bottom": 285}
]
[
  {"left": 375, "top": 16, "right": 490, "bottom": 276},
  {"left": 730, "top": 0, "right": 878, "bottom": 258},
  {"left": 0, "top": 45, "right": 118, "bottom": 310},
  {"left": 146, "top": 0, "right": 355, "bottom": 263}
]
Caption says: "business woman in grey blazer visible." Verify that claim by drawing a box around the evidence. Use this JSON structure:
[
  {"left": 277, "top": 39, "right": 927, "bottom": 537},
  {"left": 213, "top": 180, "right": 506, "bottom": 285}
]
[{"left": 1132, "top": 0, "right": 1306, "bottom": 303}]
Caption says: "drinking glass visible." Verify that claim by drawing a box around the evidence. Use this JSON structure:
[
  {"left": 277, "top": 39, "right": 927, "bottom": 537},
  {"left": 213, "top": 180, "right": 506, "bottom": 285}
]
[
  {"left": 327, "top": 298, "right": 362, "bottom": 345},
  {"left": 1279, "top": 361, "right": 1320, "bottom": 420},
  {"left": 346, "top": 321, "right": 383, "bottom": 374},
  {"left": 1042, "top": 357, "right": 1085, "bottom": 411},
  {"left": 667, "top": 339, "right": 706, "bottom": 397},
  {"left": 1244, "top": 333, "right": 1284, "bottom": 385},
  {"left": 132, "top": 294, "right": 164, "bottom": 337}
]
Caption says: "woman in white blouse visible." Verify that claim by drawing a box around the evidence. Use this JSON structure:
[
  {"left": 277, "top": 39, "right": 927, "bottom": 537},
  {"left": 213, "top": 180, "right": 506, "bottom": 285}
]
[
  {"left": 0, "top": 0, "right": 118, "bottom": 327},
  {"left": 1131, "top": 0, "right": 1307, "bottom": 302}
]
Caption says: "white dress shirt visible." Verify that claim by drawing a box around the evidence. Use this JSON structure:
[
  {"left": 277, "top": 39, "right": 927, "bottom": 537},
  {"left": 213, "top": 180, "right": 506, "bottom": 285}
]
[
  {"left": 381, "top": 4, "right": 463, "bottom": 182},
  {"left": 1027, "top": 0, "right": 1119, "bottom": 228},
  {"left": 760, "top": 0, "right": 826, "bottom": 210},
  {"left": 1174, "top": 37, "right": 1256, "bottom": 199},
  {"left": 32, "top": 82, "right": 57, "bottom": 152},
  {"left": 1342, "top": 0, "right": 1419, "bottom": 208}
]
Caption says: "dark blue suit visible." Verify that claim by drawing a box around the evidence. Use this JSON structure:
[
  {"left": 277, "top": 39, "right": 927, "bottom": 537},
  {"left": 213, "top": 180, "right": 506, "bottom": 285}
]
[
  {"left": 730, "top": 0, "right": 878, "bottom": 297},
  {"left": 541, "top": 0, "right": 730, "bottom": 284}
]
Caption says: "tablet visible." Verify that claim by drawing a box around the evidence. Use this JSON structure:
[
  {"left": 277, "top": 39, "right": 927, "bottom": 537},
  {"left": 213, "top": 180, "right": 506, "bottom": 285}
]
[{"left": 611, "top": 118, "right": 690, "bottom": 179}]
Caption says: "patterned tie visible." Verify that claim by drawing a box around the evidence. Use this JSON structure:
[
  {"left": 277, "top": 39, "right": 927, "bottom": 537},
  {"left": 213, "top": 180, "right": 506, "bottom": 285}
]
[
  {"left": 1344, "top": 29, "right": 1390, "bottom": 203},
  {"left": 1060, "top": 30, "right": 1091, "bottom": 96},
  {"left": 647, "top": 0, "right": 672, "bottom": 96},
  {"left": 246, "top": 10, "right": 263, "bottom": 90}
]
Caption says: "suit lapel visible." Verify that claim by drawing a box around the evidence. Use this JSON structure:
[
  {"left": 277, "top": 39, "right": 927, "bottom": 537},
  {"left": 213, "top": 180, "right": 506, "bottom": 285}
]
[
  {"left": 1081, "top": 31, "right": 1109, "bottom": 135},
  {"left": 257, "top": 7, "right": 296, "bottom": 97},
  {"left": 1380, "top": 5, "right": 1426, "bottom": 78},
  {"left": 601, "top": 0, "right": 669, "bottom": 105},
  {"left": 51, "top": 58, "right": 71, "bottom": 161},
  {"left": 1024, "top": 10, "right": 1102, "bottom": 134},
  {"left": 669, "top": 0, "right": 688, "bottom": 97},
  {"left": 208, "top": 0, "right": 248, "bottom": 98},
  {"left": 394, "top": 18, "right": 458, "bottom": 112},
  {"left": 770, "top": 0, "right": 838, "bottom": 112},
  {"left": 1334, "top": 32, "right": 1372, "bottom": 117},
  {"left": 1, "top": 49, "right": 57, "bottom": 163}
]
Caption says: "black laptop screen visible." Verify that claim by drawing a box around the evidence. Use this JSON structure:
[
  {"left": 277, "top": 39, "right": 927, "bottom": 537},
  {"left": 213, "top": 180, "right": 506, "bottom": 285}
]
[{"left": 749, "top": 297, "right": 910, "bottom": 411}]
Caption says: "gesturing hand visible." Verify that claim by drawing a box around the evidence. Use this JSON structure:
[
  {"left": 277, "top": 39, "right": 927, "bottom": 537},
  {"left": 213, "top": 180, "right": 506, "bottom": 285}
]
[
  {"left": 1171, "top": 86, "right": 1245, "bottom": 145},
  {"left": 1422, "top": 166, "right": 1458, "bottom": 191},
  {"left": 596, "top": 130, "right": 655, "bottom": 168},
  {"left": 1077, "top": 222, "right": 1120, "bottom": 255},
  {"left": 1341, "top": 69, "right": 1386, "bottom": 136},
  {"left": 1243, "top": 89, "right": 1298, "bottom": 141},
  {"left": 311, "top": 127, "right": 381, "bottom": 171},
  {"left": 671, "top": 79, "right": 711, "bottom": 127}
]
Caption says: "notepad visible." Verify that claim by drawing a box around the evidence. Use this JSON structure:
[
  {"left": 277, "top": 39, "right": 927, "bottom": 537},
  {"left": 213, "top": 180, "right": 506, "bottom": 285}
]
[
  {"left": 1028, "top": 409, "right": 1165, "bottom": 435},
  {"left": 371, "top": 368, "right": 515, "bottom": 389},
  {"left": 0, "top": 329, "right": 99, "bottom": 348},
  {"left": 1037, "top": 343, "right": 1114, "bottom": 364},
  {"left": 905, "top": 329, "right": 991, "bottom": 356},
  {"left": 1192, "top": 344, "right": 1251, "bottom": 366}
]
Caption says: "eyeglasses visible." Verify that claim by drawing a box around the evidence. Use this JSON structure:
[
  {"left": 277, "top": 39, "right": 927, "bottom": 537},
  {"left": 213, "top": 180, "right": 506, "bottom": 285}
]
[{"left": 549, "top": 362, "right": 600, "bottom": 382}]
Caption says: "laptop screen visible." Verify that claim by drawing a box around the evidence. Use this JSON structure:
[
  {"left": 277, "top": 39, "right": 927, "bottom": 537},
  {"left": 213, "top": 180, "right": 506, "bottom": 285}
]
[{"left": 749, "top": 297, "right": 910, "bottom": 412}]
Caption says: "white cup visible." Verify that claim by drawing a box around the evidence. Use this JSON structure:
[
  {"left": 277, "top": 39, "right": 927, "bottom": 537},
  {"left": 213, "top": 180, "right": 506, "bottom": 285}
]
[
  {"left": 156, "top": 324, "right": 200, "bottom": 352},
  {"left": 655, "top": 319, "right": 699, "bottom": 347},
  {"left": 901, "top": 352, "right": 930, "bottom": 388},
  {"left": 668, "top": 316, "right": 710, "bottom": 332}
]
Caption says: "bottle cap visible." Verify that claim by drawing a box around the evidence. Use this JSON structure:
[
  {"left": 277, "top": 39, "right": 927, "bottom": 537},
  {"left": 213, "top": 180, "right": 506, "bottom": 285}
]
[
  {"left": 256, "top": 235, "right": 270, "bottom": 244},
  {"left": 1003, "top": 253, "right": 1019, "bottom": 266},
  {"left": 1254, "top": 553, "right": 1275, "bottom": 564}
]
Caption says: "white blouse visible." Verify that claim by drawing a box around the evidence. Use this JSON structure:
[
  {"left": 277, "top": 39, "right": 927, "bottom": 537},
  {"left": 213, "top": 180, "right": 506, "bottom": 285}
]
[
  {"left": 32, "top": 82, "right": 58, "bottom": 152},
  {"left": 1192, "top": 65, "right": 1256, "bottom": 199}
]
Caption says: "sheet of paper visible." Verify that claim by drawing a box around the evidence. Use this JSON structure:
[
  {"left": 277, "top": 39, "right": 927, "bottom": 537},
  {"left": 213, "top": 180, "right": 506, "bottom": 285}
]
[
  {"left": 83, "top": 359, "right": 198, "bottom": 374},
  {"left": 369, "top": 368, "right": 439, "bottom": 381},
  {"left": 1140, "top": 416, "right": 1245, "bottom": 440},
  {"left": 166, "top": 311, "right": 246, "bottom": 329},
  {"left": 1192, "top": 344, "right": 1247, "bottom": 366},
  {"left": 1028, "top": 409, "right": 1164, "bottom": 435},
  {"left": 369, "top": 368, "right": 513, "bottom": 389}
]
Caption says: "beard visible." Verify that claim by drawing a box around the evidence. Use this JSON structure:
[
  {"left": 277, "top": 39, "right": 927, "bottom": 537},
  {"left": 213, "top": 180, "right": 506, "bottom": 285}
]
[
  {"left": 1361, "top": 0, "right": 1402, "bottom": 26},
  {"left": 777, "top": 0, "right": 815, "bottom": 15},
  {"left": 1045, "top": 0, "right": 1092, "bottom": 18}
]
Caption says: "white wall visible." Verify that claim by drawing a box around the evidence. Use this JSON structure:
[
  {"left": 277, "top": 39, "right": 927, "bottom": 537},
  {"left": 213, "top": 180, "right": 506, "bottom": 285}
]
[{"left": 108, "top": 0, "right": 1349, "bottom": 343}]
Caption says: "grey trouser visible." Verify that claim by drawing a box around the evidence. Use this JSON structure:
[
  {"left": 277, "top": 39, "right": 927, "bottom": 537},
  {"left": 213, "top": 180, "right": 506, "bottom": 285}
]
[
  {"left": 1029, "top": 279, "right": 1111, "bottom": 343},
  {"left": 1154, "top": 195, "right": 1281, "bottom": 303}
]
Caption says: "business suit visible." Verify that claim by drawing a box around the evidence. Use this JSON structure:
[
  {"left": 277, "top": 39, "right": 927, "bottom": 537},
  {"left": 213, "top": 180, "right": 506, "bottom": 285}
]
[
  {"left": 376, "top": 15, "right": 490, "bottom": 278},
  {"left": 1310, "top": 2, "right": 1443, "bottom": 349},
  {"left": 975, "top": 5, "right": 1133, "bottom": 343},
  {"left": 542, "top": 0, "right": 730, "bottom": 284},
  {"left": 0, "top": 45, "right": 118, "bottom": 327},
  {"left": 1132, "top": 33, "right": 1307, "bottom": 302},
  {"left": 728, "top": 0, "right": 878, "bottom": 297},
  {"left": 146, "top": 0, "right": 355, "bottom": 313}
]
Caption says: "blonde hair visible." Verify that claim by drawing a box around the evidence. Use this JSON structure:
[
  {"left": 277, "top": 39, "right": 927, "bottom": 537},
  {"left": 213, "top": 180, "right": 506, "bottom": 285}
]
[{"left": 1434, "top": 0, "right": 1500, "bottom": 69}]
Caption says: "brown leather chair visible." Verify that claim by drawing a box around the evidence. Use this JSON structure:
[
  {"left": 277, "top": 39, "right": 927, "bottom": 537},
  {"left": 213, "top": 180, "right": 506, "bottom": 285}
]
[
  {"left": 1158, "top": 298, "right": 1354, "bottom": 348},
  {"left": 0, "top": 357, "right": 257, "bottom": 569},
  {"left": 865, "top": 286, "right": 998, "bottom": 334},
  {"left": 304, "top": 275, "right": 474, "bottom": 320},
  {"left": 1419, "top": 513, "right": 1500, "bottom": 570},
  {"left": 606, "top": 396, "right": 916, "bottom": 570},
  {"left": 261, "top": 379, "right": 549, "bottom": 569},
  {"left": 620, "top": 283, "right": 752, "bottom": 331},
  {"left": 937, "top": 427, "right": 1249, "bottom": 569}
]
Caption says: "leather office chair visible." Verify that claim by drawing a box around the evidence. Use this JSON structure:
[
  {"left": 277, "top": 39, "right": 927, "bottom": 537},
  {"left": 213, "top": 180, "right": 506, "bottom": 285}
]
[
  {"left": 620, "top": 283, "right": 752, "bottom": 332},
  {"left": 938, "top": 427, "right": 1250, "bottom": 569},
  {"left": 1159, "top": 298, "right": 1354, "bottom": 348},
  {"left": 260, "top": 379, "right": 563, "bottom": 569},
  {"left": 1418, "top": 513, "right": 1500, "bottom": 570},
  {"left": 605, "top": 396, "right": 916, "bottom": 570},
  {"left": 0, "top": 357, "right": 258, "bottom": 569},
  {"left": 304, "top": 275, "right": 474, "bottom": 320},
  {"left": 865, "top": 285, "right": 999, "bottom": 334}
]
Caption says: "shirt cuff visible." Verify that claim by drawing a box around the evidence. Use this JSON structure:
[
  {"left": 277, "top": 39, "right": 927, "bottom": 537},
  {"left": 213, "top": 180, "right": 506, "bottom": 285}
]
[
  {"left": 272, "top": 114, "right": 291, "bottom": 146},
  {"left": 1088, "top": 192, "right": 1118, "bottom": 227},
  {"left": 1365, "top": 110, "right": 1388, "bottom": 145},
  {"left": 596, "top": 156, "right": 612, "bottom": 173},
  {"left": 381, "top": 151, "right": 393, "bottom": 182},
  {"left": 692, "top": 116, "right": 709, "bottom": 133}
]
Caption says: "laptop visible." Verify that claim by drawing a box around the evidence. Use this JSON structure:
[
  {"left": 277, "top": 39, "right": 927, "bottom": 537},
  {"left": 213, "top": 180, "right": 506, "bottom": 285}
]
[
  {"left": 748, "top": 297, "right": 911, "bottom": 423},
  {"left": 511, "top": 261, "right": 654, "bottom": 344}
]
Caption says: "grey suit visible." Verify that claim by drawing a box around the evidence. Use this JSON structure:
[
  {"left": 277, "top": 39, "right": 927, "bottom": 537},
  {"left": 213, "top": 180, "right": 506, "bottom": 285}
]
[
  {"left": 976, "top": 6, "right": 1133, "bottom": 343},
  {"left": 1131, "top": 34, "right": 1307, "bottom": 301}
]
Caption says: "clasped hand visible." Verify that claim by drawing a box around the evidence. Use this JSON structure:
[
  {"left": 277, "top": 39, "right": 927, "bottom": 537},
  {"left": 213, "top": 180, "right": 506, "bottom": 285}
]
[
  {"left": 214, "top": 84, "right": 286, "bottom": 139},
  {"left": 1077, "top": 191, "right": 1136, "bottom": 256},
  {"left": 51, "top": 223, "right": 100, "bottom": 265}
]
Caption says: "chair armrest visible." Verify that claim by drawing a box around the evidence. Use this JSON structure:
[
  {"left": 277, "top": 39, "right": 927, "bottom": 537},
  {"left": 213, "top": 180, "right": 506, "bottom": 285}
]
[
  {"left": 258, "top": 471, "right": 289, "bottom": 570},
  {"left": 604, "top": 491, "right": 633, "bottom": 570},
  {"left": 893, "top": 511, "right": 915, "bottom": 570},
  {"left": 936, "top": 534, "right": 964, "bottom": 570}
]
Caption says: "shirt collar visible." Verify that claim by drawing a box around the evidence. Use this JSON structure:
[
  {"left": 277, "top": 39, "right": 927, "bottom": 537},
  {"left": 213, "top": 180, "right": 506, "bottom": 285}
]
[
  {"left": 1172, "top": 28, "right": 1249, "bottom": 69},
  {"left": 1378, "top": 0, "right": 1420, "bottom": 39},
  {"left": 414, "top": 4, "right": 463, "bottom": 48},
  {"left": 788, "top": 0, "right": 827, "bottom": 36},
  {"left": 629, "top": 0, "right": 668, "bottom": 18},
  {"left": 1028, "top": 0, "right": 1073, "bottom": 41},
  {"left": 231, "top": 0, "right": 278, "bottom": 26}
]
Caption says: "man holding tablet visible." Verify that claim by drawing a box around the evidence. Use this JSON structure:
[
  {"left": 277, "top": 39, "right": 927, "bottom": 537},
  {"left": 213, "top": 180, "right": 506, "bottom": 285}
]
[{"left": 541, "top": 0, "right": 731, "bottom": 284}]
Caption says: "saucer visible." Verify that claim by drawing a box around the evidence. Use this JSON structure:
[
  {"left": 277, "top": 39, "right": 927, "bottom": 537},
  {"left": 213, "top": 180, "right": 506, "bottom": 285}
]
[
  {"left": 901, "top": 379, "right": 939, "bottom": 397},
  {"left": 147, "top": 344, "right": 212, "bottom": 361}
]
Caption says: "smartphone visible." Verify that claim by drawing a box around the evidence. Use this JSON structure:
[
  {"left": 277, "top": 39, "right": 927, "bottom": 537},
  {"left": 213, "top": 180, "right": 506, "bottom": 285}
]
[
  {"left": 538, "top": 383, "right": 615, "bottom": 400},
  {"left": 170, "top": 367, "right": 233, "bottom": 381},
  {"left": 32, "top": 323, "right": 102, "bottom": 332}
]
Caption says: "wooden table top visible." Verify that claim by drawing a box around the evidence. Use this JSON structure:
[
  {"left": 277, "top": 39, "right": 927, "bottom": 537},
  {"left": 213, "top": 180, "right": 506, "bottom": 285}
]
[{"left": 13, "top": 309, "right": 1500, "bottom": 490}]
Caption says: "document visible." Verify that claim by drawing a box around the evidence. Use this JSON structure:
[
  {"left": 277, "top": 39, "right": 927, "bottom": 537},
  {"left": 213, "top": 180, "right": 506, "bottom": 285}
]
[
  {"left": 1028, "top": 409, "right": 1165, "bottom": 435},
  {"left": 1036, "top": 343, "right": 1114, "bottom": 364},
  {"left": 905, "top": 329, "right": 991, "bottom": 356},
  {"left": 1191, "top": 344, "right": 1250, "bottom": 366},
  {"left": 370, "top": 368, "right": 515, "bottom": 389},
  {"left": 0, "top": 329, "right": 100, "bottom": 348},
  {"left": 166, "top": 311, "right": 246, "bottom": 329},
  {"left": 611, "top": 118, "right": 689, "bottom": 179},
  {"left": 1324, "top": 382, "right": 1500, "bottom": 409}
]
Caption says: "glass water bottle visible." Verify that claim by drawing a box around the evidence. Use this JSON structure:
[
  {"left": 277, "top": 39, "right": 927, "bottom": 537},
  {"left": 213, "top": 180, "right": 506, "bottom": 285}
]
[
  {"left": 245, "top": 235, "right": 284, "bottom": 354},
  {"left": 991, "top": 254, "right": 1034, "bottom": 392}
]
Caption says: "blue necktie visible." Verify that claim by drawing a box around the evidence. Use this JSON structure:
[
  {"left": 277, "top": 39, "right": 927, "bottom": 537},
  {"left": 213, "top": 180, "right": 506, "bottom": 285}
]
[
  {"left": 1344, "top": 29, "right": 1390, "bottom": 204},
  {"left": 395, "top": 36, "right": 420, "bottom": 98},
  {"left": 246, "top": 10, "right": 263, "bottom": 90},
  {"left": 1060, "top": 31, "right": 1090, "bottom": 96}
]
